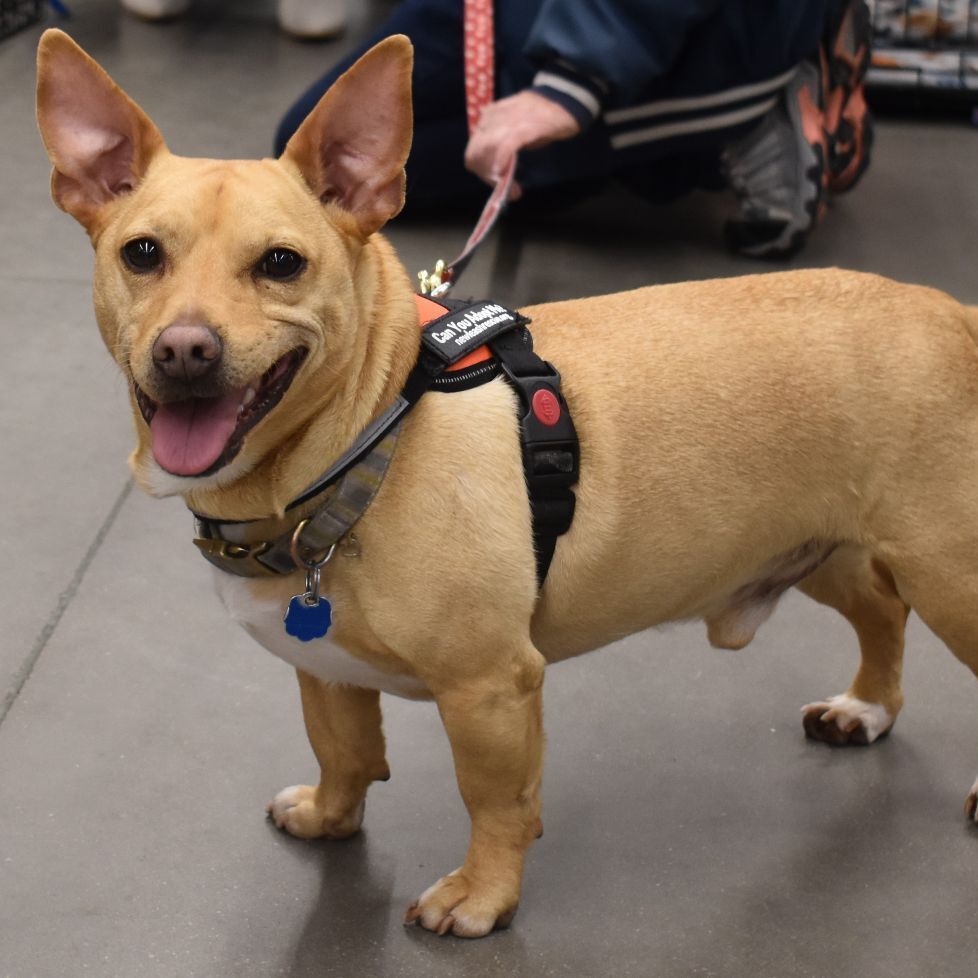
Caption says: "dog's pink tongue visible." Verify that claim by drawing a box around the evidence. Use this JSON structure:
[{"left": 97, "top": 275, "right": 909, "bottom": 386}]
[{"left": 150, "top": 391, "right": 244, "bottom": 476}]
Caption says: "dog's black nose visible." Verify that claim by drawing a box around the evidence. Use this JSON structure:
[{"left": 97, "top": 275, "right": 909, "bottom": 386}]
[{"left": 152, "top": 323, "right": 223, "bottom": 380}]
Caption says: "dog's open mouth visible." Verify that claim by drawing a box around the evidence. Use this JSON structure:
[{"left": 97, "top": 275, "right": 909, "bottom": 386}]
[{"left": 134, "top": 348, "right": 308, "bottom": 478}]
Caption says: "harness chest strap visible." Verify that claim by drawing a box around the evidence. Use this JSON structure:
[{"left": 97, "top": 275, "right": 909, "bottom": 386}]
[
  {"left": 414, "top": 294, "right": 580, "bottom": 585},
  {"left": 193, "top": 295, "right": 579, "bottom": 587}
]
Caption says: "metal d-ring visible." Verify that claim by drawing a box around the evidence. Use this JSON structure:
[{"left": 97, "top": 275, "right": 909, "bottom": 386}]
[{"left": 289, "top": 518, "right": 337, "bottom": 572}]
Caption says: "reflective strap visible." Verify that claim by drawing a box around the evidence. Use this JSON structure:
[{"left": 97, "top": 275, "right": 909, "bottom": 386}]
[
  {"left": 194, "top": 426, "right": 402, "bottom": 577},
  {"left": 285, "top": 426, "right": 401, "bottom": 567}
]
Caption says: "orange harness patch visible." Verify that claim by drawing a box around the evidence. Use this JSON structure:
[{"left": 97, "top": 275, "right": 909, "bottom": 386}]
[{"left": 414, "top": 293, "right": 494, "bottom": 372}]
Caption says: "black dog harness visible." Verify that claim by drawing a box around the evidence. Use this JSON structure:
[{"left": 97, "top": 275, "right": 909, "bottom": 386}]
[
  {"left": 194, "top": 295, "right": 579, "bottom": 589},
  {"left": 414, "top": 295, "right": 580, "bottom": 586}
]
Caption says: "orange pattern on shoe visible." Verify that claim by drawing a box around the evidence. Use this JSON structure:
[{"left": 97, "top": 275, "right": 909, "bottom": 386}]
[{"left": 821, "top": 1, "right": 873, "bottom": 194}]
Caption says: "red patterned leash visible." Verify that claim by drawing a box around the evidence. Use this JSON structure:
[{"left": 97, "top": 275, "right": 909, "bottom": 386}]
[
  {"left": 418, "top": 0, "right": 516, "bottom": 297},
  {"left": 463, "top": 0, "right": 493, "bottom": 133}
]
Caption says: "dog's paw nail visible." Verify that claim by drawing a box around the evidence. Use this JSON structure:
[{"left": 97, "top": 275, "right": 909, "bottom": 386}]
[
  {"left": 436, "top": 914, "right": 455, "bottom": 936},
  {"left": 404, "top": 903, "right": 421, "bottom": 925}
]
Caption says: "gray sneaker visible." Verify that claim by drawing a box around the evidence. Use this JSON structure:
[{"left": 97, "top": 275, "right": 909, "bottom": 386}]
[{"left": 721, "top": 61, "right": 826, "bottom": 259}]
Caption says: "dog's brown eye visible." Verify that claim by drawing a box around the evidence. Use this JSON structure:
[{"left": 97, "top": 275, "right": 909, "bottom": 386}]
[
  {"left": 259, "top": 248, "right": 304, "bottom": 281},
  {"left": 122, "top": 238, "right": 162, "bottom": 272}
]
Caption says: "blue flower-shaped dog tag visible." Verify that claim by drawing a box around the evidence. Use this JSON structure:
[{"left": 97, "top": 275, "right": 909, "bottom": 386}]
[{"left": 284, "top": 595, "right": 332, "bottom": 642}]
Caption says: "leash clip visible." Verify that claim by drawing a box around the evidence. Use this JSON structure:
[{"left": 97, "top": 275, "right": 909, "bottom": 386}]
[
  {"left": 416, "top": 153, "right": 517, "bottom": 297},
  {"left": 418, "top": 259, "right": 450, "bottom": 297}
]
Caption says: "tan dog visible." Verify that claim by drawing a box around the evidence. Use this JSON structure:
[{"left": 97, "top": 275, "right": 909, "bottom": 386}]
[{"left": 36, "top": 28, "right": 978, "bottom": 938}]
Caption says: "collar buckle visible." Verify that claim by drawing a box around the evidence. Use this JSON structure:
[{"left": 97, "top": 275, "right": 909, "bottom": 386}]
[{"left": 193, "top": 537, "right": 280, "bottom": 578}]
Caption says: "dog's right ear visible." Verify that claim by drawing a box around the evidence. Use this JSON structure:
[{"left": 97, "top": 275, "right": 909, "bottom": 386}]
[{"left": 36, "top": 30, "right": 166, "bottom": 231}]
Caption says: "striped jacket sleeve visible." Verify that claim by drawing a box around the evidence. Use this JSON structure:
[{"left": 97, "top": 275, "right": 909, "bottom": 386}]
[{"left": 525, "top": 0, "right": 728, "bottom": 125}]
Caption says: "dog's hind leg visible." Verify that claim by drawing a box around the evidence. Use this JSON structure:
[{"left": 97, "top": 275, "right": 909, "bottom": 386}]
[
  {"left": 405, "top": 643, "right": 546, "bottom": 938},
  {"left": 267, "top": 671, "right": 390, "bottom": 839},
  {"left": 797, "top": 545, "right": 910, "bottom": 745},
  {"left": 880, "top": 546, "right": 978, "bottom": 823}
]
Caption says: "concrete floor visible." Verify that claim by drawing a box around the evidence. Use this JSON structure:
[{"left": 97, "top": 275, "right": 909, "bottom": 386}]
[{"left": 3, "top": 2, "right": 978, "bottom": 976}]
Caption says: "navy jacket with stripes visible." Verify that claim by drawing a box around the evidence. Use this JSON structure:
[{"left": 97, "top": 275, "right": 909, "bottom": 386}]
[{"left": 494, "top": 0, "right": 841, "bottom": 184}]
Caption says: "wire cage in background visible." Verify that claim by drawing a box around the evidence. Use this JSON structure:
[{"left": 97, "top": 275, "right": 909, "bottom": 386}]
[
  {"left": 0, "top": 0, "right": 43, "bottom": 41},
  {"left": 869, "top": 0, "right": 978, "bottom": 92}
]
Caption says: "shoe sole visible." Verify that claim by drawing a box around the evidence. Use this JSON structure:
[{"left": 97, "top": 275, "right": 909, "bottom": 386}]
[{"left": 725, "top": 64, "right": 826, "bottom": 260}]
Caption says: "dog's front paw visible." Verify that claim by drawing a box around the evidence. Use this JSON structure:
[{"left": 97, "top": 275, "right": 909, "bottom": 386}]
[
  {"left": 801, "top": 693, "right": 895, "bottom": 746},
  {"left": 966, "top": 778, "right": 978, "bottom": 824},
  {"left": 404, "top": 869, "right": 518, "bottom": 938},
  {"left": 266, "top": 784, "right": 365, "bottom": 839}
]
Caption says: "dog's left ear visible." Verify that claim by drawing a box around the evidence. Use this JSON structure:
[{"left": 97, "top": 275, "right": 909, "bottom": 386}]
[
  {"left": 281, "top": 35, "right": 414, "bottom": 238},
  {"left": 36, "top": 29, "right": 166, "bottom": 231}
]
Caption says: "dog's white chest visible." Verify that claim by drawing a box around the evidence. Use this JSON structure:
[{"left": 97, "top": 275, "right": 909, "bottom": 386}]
[{"left": 212, "top": 570, "right": 430, "bottom": 699}]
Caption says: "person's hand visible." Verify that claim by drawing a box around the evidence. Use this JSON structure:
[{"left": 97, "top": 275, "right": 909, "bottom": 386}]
[{"left": 464, "top": 90, "right": 581, "bottom": 200}]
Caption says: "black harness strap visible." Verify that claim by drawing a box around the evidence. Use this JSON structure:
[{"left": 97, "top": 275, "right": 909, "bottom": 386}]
[
  {"left": 489, "top": 327, "right": 579, "bottom": 587},
  {"left": 417, "top": 297, "right": 579, "bottom": 585}
]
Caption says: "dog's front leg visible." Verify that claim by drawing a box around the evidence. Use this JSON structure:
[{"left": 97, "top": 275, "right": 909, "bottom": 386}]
[
  {"left": 267, "top": 671, "right": 390, "bottom": 839},
  {"left": 406, "top": 646, "right": 546, "bottom": 938}
]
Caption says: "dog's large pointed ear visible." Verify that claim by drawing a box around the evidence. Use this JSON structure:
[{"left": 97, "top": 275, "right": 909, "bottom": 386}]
[
  {"left": 36, "top": 29, "right": 166, "bottom": 230},
  {"left": 280, "top": 35, "right": 414, "bottom": 238}
]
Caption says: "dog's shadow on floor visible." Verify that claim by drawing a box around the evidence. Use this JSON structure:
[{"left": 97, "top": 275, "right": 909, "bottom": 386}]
[
  {"left": 276, "top": 828, "right": 392, "bottom": 973},
  {"left": 275, "top": 823, "right": 532, "bottom": 973}
]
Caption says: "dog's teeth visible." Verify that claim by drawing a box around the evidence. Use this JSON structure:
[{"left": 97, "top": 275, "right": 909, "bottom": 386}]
[{"left": 237, "top": 387, "right": 258, "bottom": 417}]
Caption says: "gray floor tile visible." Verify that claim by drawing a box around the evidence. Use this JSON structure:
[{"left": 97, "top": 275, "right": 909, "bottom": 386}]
[{"left": 0, "top": 278, "right": 132, "bottom": 702}]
